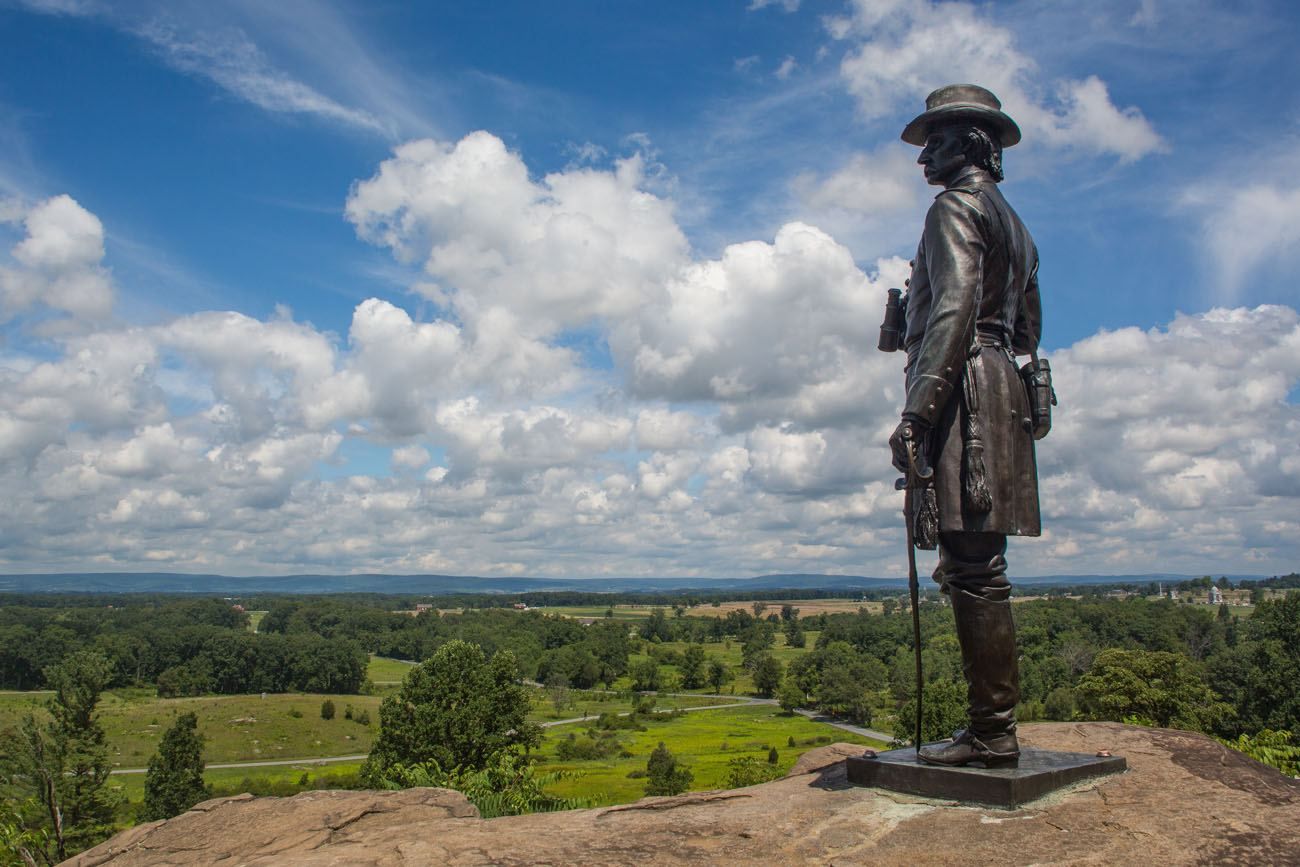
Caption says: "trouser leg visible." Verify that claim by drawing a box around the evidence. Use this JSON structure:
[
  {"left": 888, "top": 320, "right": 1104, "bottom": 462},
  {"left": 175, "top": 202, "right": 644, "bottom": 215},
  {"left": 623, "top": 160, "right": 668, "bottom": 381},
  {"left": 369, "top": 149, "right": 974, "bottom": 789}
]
[{"left": 933, "top": 531, "right": 1020, "bottom": 740}]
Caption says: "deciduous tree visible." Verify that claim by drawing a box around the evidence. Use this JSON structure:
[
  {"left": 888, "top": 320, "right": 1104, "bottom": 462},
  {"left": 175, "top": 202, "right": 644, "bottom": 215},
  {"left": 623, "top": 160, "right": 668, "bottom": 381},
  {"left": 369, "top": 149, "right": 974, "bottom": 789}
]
[
  {"left": 752, "top": 655, "right": 783, "bottom": 698},
  {"left": 679, "top": 644, "right": 706, "bottom": 690},
  {"left": 1077, "top": 648, "right": 1230, "bottom": 732},
  {"left": 362, "top": 640, "right": 539, "bottom": 785},
  {"left": 706, "top": 658, "right": 731, "bottom": 694}
]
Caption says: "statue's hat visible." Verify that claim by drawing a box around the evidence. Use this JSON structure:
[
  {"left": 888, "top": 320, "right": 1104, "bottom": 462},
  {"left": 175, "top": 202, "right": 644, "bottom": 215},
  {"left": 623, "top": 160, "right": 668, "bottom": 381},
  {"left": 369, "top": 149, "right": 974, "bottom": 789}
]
[{"left": 901, "top": 84, "right": 1021, "bottom": 147}]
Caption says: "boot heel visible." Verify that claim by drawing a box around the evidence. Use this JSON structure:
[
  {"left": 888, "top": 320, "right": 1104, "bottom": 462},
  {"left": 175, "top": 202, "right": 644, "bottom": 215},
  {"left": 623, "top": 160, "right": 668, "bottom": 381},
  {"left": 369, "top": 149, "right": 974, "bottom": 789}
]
[{"left": 980, "top": 753, "right": 1019, "bottom": 768}]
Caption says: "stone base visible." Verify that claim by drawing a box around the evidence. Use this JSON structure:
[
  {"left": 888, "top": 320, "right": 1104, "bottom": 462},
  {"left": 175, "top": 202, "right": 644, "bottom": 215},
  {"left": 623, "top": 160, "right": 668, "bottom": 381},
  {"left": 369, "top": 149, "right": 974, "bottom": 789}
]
[{"left": 845, "top": 744, "right": 1126, "bottom": 808}]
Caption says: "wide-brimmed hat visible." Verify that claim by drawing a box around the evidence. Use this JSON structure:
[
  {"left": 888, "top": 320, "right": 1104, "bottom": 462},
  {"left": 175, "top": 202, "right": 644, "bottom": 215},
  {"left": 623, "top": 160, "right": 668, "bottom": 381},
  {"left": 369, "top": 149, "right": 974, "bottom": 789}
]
[{"left": 901, "top": 84, "right": 1021, "bottom": 147}]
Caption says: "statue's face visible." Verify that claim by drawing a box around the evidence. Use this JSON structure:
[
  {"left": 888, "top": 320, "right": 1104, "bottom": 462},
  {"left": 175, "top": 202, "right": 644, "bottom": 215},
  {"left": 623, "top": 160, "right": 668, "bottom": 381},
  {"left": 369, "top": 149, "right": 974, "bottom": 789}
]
[{"left": 917, "top": 126, "right": 968, "bottom": 186}]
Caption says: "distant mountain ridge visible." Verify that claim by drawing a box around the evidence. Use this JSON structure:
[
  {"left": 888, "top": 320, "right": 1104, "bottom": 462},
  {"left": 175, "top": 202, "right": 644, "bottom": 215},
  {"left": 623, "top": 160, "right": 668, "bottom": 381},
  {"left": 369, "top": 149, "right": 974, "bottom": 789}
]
[{"left": 0, "top": 571, "right": 1264, "bottom": 595}]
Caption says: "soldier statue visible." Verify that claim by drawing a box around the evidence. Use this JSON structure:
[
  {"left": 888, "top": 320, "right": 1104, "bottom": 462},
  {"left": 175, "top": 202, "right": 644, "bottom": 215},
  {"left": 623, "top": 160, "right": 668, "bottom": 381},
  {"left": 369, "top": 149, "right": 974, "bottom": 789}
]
[{"left": 887, "top": 84, "right": 1046, "bottom": 768}]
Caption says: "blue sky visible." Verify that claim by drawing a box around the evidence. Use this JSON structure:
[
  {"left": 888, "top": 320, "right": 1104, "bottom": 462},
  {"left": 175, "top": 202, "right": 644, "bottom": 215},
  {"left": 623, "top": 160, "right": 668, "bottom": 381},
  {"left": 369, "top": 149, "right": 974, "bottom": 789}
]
[{"left": 1, "top": 0, "right": 1298, "bottom": 579}]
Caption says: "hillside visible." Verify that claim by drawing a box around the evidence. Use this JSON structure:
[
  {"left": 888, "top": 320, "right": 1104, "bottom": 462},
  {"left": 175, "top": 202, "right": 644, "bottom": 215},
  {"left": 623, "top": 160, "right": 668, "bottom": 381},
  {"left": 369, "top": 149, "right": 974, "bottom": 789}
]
[{"left": 69, "top": 723, "right": 1299, "bottom": 866}]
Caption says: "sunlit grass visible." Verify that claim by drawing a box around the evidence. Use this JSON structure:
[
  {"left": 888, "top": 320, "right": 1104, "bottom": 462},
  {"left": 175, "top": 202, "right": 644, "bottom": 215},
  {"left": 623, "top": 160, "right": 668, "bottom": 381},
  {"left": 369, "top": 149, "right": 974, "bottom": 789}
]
[
  {"left": 0, "top": 690, "right": 382, "bottom": 768},
  {"left": 535, "top": 703, "right": 885, "bottom": 807}
]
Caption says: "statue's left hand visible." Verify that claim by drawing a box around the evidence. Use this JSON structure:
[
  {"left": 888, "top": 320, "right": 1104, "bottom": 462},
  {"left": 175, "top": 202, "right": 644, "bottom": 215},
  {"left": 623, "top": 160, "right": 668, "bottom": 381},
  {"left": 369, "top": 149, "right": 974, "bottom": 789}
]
[{"left": 889, "top": 417, "right": 926, "bottom": 474}]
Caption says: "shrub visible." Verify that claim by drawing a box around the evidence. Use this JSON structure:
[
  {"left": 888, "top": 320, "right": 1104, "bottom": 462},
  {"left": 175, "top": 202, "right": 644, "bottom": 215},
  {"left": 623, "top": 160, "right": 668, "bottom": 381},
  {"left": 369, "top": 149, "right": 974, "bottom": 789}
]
[
  {"left": 554, "top": 735, "right": 618, "bottom": 761},
  {"left": 376, "top": 753, "right": 585, "bottom": 818},
  {"left": 320, "top": 700, "right": 336, "bottom": 721},
  {"left": 1218, "top": 729, "right": 1300, "bottom": 777},
  {"left": 645, "top": 742, "right": 693, "bottom": 796},
  {"left": 1044, "top": 687, "right": 1076, "bottom": 721},
  {"left": 725, "top": 756, "right": 781, "bottom": 788},
  {"left": 595, "top": 712, "right": 644, "bottom": 731}
]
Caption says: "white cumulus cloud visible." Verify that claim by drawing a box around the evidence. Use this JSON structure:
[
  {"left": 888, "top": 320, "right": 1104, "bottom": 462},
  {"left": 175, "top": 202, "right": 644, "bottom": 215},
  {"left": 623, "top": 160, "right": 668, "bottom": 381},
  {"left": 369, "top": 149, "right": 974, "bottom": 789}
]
[
  {"left": 830, "top": 0, "right": 1165, "bottom": 162},
  {"left": 2, "top": 194, "right": 114, "bottom": 320}
]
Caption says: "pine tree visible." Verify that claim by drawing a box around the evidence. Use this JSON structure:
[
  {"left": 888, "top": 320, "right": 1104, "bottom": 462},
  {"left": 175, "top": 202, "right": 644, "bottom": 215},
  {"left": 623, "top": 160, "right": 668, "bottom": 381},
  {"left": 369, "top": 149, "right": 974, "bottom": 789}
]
[
  {"left": 4, "top": 651, "right": 117, "bottom": 861},
  {"left": 142, "top": 712, "right": 208, "bottom": 821}
]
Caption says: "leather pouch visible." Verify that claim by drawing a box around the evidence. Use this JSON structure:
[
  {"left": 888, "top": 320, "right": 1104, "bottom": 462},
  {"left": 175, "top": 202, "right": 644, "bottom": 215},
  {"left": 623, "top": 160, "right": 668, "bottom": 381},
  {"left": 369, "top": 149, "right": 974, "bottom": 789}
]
[{"left": 1019, "top": 356, "right": 1056, "bottom": 439}]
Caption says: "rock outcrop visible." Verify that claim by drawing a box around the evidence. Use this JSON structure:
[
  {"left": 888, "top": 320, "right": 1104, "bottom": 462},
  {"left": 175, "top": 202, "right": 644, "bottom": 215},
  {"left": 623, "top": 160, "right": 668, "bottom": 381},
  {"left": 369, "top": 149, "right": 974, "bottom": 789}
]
[{"left": 69, "top": 723, "right": 1300, "bottom": 866}]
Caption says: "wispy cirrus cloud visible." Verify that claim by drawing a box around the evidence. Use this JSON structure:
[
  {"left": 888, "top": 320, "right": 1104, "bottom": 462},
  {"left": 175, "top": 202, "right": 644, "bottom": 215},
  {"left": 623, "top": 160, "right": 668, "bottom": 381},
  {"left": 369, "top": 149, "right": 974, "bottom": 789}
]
[
  {"left": 13, "top": 0, "right": 424, "bottom": 138},
  {"left": 133, "top": 20, "right": 388, "bottom": 135}
]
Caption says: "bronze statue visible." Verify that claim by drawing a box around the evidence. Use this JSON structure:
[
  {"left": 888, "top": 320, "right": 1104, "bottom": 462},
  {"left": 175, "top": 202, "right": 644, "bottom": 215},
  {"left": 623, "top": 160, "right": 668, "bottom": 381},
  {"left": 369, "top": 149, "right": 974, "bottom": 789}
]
[{"left": 886, "top": 84, "right": 1047, "bottom": 768}]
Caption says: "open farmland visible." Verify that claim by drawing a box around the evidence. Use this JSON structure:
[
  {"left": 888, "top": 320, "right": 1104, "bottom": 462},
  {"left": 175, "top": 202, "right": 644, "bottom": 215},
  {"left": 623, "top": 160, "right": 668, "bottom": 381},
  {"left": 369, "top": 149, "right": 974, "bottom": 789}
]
[
  {"left": 689, "top": 599, "right": 889, "bottom": 617},
  {"left": 534, "top": 604, "right": 657, "bottom": 621},
  {"left": 541, "top": 599, "right": 895, "bottom": 621}
]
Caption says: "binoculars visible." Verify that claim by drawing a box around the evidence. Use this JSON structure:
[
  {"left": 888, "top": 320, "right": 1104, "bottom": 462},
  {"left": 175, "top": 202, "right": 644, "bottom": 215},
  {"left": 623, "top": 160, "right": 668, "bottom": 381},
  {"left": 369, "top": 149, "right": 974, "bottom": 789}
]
[{"left": 878, "top": 287, "right": 906, "bottom": 352}]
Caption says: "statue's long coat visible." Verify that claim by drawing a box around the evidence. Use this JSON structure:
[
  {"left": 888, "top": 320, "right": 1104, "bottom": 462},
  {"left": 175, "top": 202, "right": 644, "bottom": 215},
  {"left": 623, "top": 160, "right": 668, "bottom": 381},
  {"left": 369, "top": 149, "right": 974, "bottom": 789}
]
[{"left": 903, "top": 165, "right": 1042, "bottom": 536}]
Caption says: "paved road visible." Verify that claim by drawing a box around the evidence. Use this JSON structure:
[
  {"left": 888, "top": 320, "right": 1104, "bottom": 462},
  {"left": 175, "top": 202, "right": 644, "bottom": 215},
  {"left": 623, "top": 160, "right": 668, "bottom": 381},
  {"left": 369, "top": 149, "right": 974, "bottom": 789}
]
[
  {"left": 792, "top": 708, "right": 893, "bottom": 743},
  {"left": 112, "top": 754, "right": 369, "bottom": 775}
]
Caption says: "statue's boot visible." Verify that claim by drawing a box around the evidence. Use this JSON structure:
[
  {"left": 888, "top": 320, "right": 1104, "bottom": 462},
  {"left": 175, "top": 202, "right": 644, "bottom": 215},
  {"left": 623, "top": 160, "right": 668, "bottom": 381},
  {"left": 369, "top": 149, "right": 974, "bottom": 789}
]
[{"left": 919, "top": 578, "right": 1020, "bottom": 768}]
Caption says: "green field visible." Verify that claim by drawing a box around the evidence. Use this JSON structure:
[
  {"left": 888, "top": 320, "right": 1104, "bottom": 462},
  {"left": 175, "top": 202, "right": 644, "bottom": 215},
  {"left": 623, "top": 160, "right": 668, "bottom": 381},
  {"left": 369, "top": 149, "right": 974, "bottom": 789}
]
[
  {"left": 97, "top": 702, "right": 879, "bottom": 813},
  {"left": 527, "top": 688, "right": 734, "bottom": 722},
  {"left": 0, "top": 682, "right": 737, "bottom": 773},
  {"left": 537, "top": 605, "right": 657, "bottom": 621},
  {"left": 109, "top": 760, "right": 366, "bottom": 807},
  {"left": 536, "top": 704, "right": 884, "bottom": 807},
  {"left": 246, "top": 610, "right": 268, "bottom": 632},
  {"left": 0, "top": 690, "right": 383, "bottom": 768},
  {"left": 367, "top": 655, "right": 418, "bottom": 683}
]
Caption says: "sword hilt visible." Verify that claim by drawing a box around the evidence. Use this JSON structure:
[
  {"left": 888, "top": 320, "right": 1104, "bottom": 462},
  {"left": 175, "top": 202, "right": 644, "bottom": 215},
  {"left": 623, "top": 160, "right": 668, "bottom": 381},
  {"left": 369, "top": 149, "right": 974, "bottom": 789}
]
[{"left": 901, "top": 426, "right": 933, "bottom": 487}]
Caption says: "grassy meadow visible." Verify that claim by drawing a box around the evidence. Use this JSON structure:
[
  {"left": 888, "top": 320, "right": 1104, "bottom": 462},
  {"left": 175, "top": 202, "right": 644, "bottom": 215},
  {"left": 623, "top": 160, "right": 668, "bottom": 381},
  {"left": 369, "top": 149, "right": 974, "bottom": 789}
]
[
  {"left": 109, "top": 760, "right": 366, "bottom": 807},
  {"left": 536, "top": 704, "right": 884, "bottom": 807},
  {"left": 0, "top": 663, "right": 747, "bottom": 775},
  {"left": 366, "top": 654, "right": 418, "bottom": 683},
  {"left": 0, "top": 627, "right": 872, "bottom": 819},
  {"left": 527, "top": 688, "right": 733, "bottom": 722},
  {"left": 96, "top": 701, "right": 883, "bottom": 813},
  {"left": 0, "top": 689, "right": 384, "bottom": 768}
]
